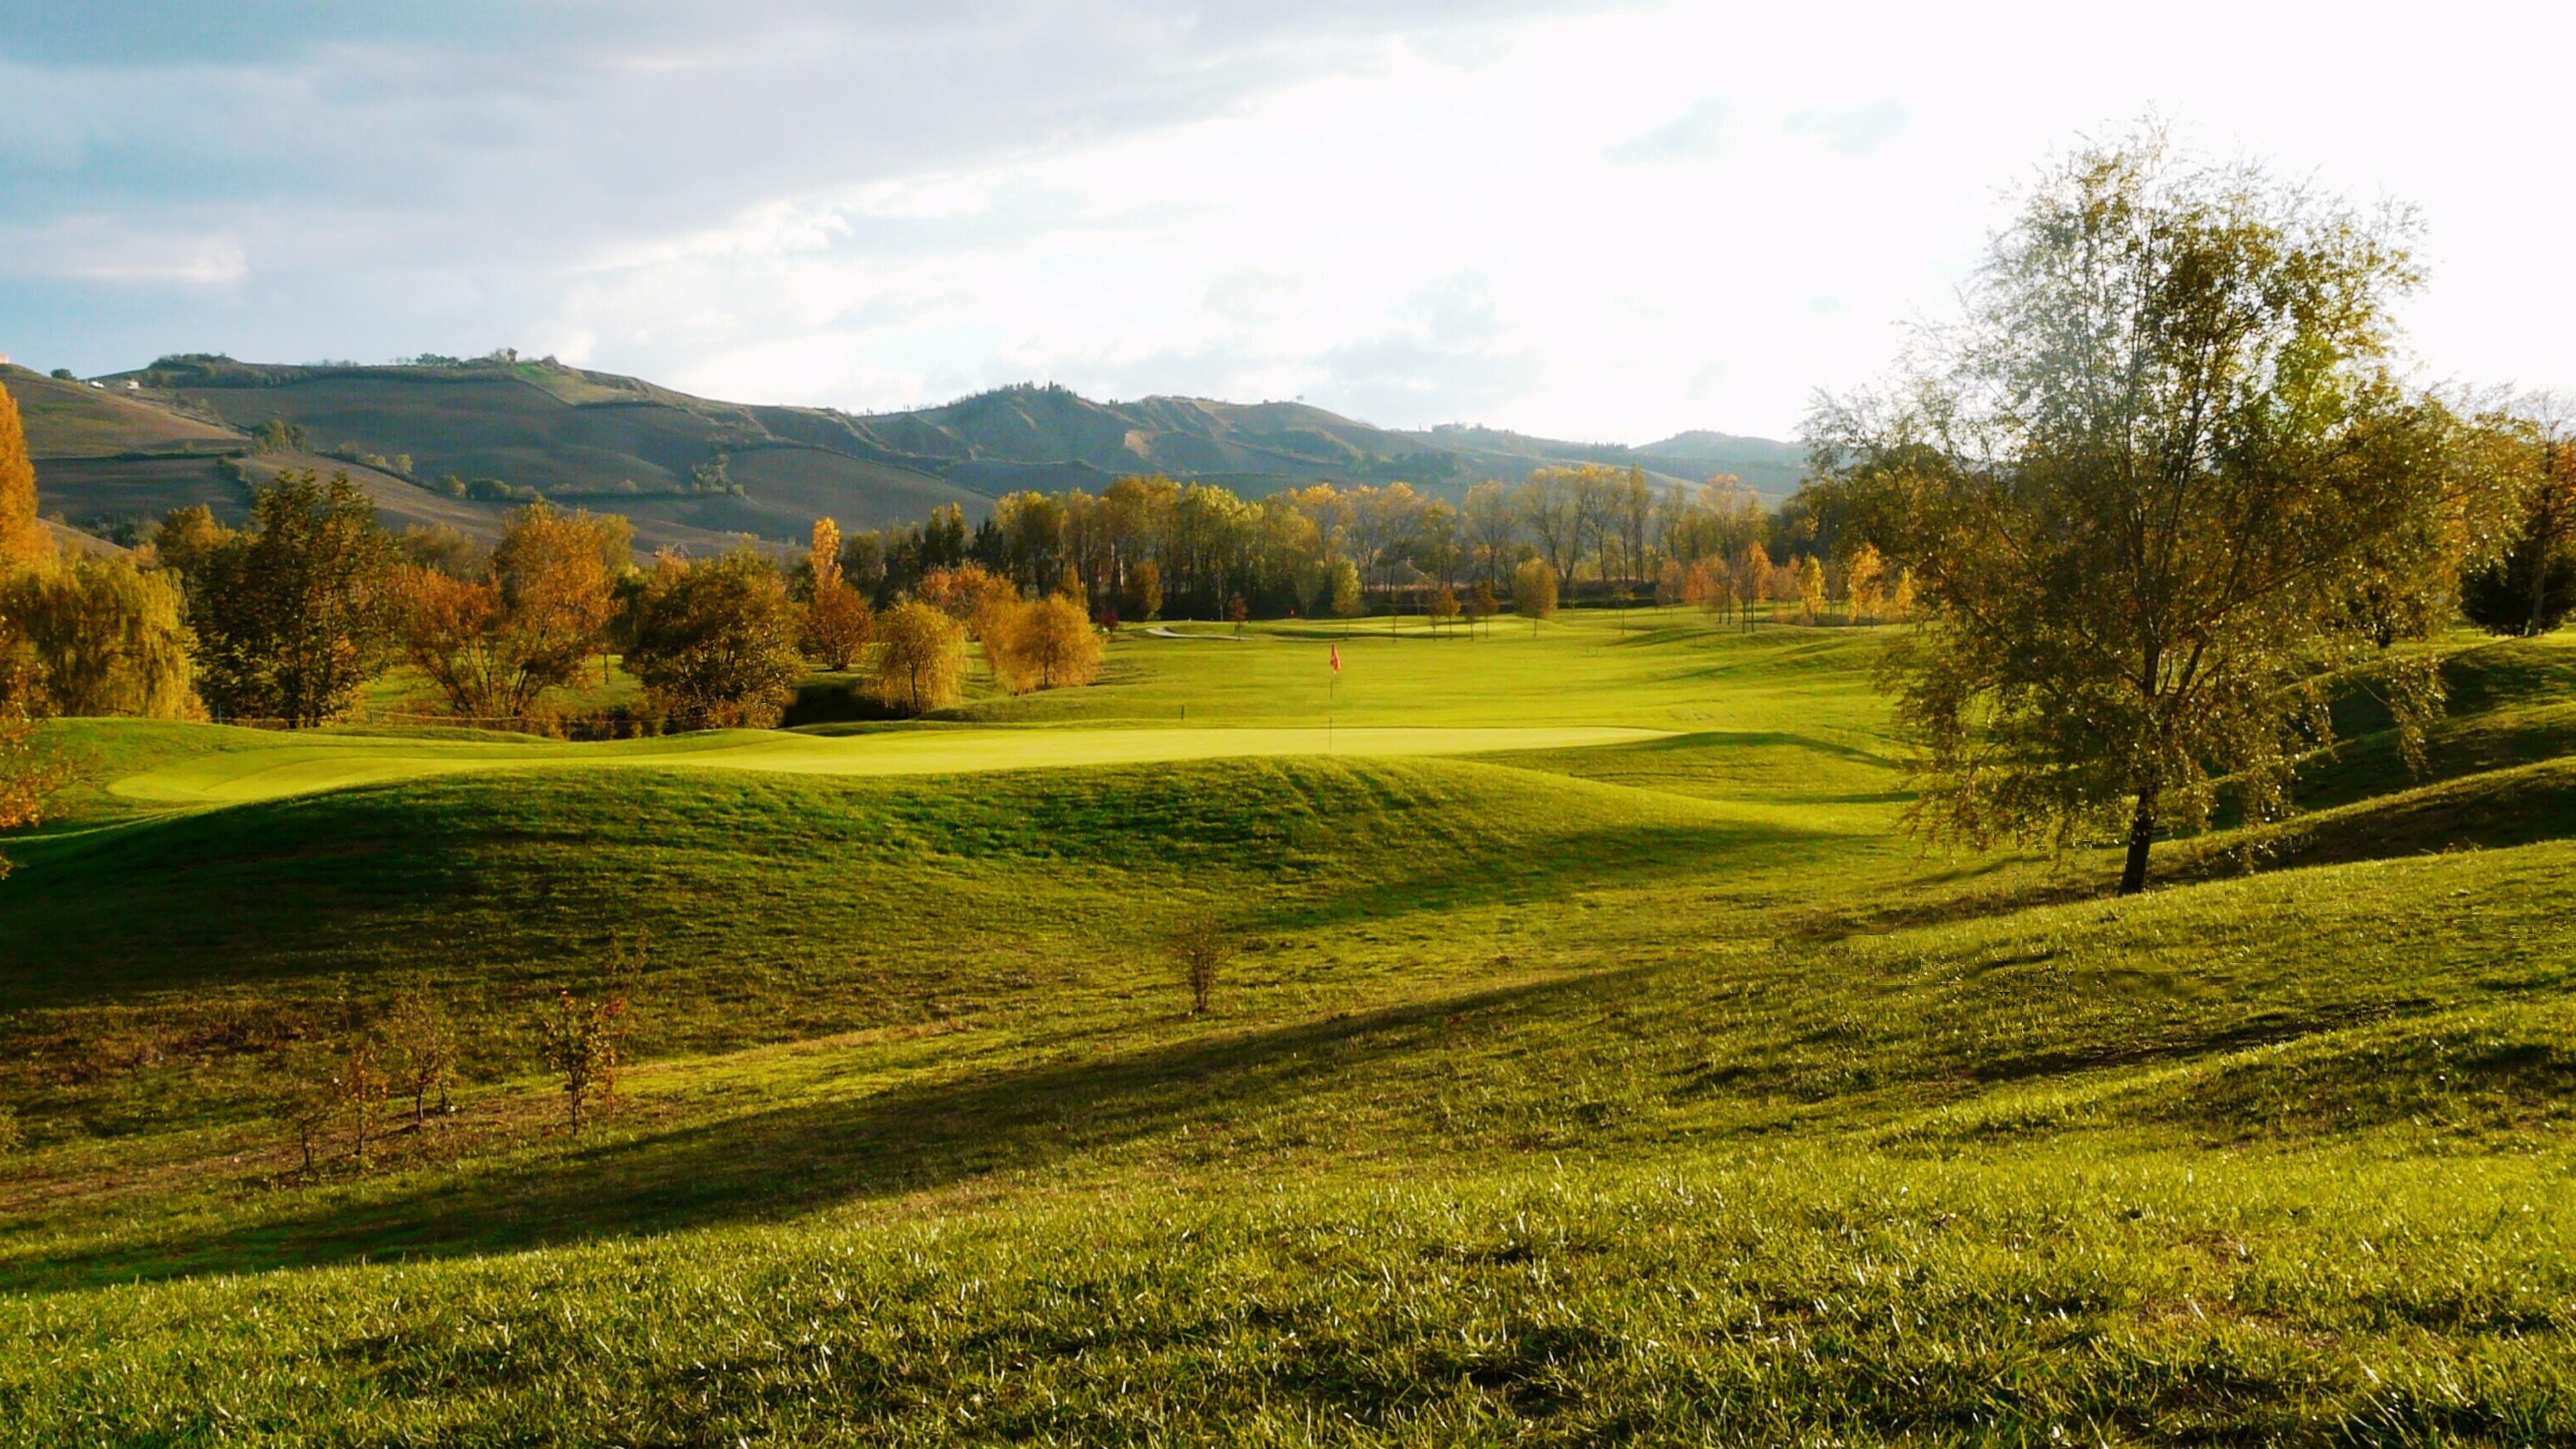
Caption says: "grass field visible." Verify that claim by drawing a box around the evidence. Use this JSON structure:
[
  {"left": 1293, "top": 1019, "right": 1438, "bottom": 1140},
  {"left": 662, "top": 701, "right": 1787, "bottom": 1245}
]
[{"left": 3, "top": 608, "right": 2573, "bottom": 1443}]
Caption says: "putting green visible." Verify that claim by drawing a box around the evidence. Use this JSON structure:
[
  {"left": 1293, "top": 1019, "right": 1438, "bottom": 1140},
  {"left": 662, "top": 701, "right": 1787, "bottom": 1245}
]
[{"left": 107, "top": 725, "right": 1673, "bottom": 807}]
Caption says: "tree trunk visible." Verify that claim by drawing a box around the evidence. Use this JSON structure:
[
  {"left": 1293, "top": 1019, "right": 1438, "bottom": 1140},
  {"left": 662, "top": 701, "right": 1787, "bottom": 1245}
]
[
  {"left": 2118, "top": 789, "right": 2157, "bottom": 896},
  {"left": 2529, "top": 527, "right": 2555, "bottom": 639}
]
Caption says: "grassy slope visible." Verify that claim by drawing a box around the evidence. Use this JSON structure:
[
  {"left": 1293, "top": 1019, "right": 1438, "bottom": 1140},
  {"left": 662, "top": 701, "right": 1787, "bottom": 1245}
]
[
  {"left": 3, "top": 612, "right": 2575, "bottom": 1442},
  {"left": 4, "top": 366, "right": 241, "bottom": 457}
]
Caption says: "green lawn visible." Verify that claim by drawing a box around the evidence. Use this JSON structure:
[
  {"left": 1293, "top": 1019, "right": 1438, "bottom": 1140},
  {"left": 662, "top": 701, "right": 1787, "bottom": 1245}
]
[{"left": 3, "top": 610, "right": 2573, "bottom": 1442}]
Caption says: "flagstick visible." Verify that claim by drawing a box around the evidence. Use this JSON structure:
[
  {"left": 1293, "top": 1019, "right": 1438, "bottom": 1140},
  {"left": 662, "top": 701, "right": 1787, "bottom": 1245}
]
[{"left": 1328, "top": 673, "right": 1336, "bottom": 755}]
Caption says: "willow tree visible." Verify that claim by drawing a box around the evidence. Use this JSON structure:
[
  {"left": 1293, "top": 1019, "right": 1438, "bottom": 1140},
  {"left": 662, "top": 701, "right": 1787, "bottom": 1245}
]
[{"left": 1813, "top": 131, "right": 2485, "bottom": 894}]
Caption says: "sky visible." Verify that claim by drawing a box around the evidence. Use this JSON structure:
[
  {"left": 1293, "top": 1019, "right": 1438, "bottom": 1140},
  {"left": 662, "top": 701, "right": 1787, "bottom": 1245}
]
[{"left": 3, "top": 1, "right": 2569, "bottom": 443}]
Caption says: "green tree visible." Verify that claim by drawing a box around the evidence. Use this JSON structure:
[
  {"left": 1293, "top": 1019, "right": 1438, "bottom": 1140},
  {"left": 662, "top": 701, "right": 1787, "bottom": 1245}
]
[
  {"left": 185, "top": 471, "right": 398, "bottom": 726},
  {"left": 1327, "top": 558, "right": 1364, "bottom": 632},
  {"left": 2459, "top": 398, "right": 2575, "bottom": 637},
  {"left": 150, "top": 505, "right": 234, "bottom": 579},
  {"left": 1815, "top": 130, "right": 2480, "bottom": 895},
  {"left": 623, "top": 550, "right": 807, "bottom": 729}
]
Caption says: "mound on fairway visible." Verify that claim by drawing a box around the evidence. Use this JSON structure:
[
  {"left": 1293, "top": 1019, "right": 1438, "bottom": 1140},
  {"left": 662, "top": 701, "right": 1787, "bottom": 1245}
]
[{"left": 88, "top": 722, "right": 1674, "bottom": 809}]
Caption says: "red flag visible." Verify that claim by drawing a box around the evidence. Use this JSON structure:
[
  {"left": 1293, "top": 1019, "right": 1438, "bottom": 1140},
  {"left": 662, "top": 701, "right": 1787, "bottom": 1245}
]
[{"left": 1329, "top": 644, "right": 1342, "bottom": 674}]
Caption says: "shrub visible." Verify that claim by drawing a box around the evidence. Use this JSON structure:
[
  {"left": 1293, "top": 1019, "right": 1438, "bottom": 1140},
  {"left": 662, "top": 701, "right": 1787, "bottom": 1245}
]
[
  {"left": 335, "top": 1040, "right": 390, "bottom": 1165},
  {"left": 1171, "top": 915, "right": 1234, "bottom": 1016},
  {"left": 537, "top": 949, "right": 639, "bottom": 1131},
  {"left": 270, "top": 1044, "right": 342, "bottom": 1176},
  {"left": 379, "top": 991, "right": 458, "bottom": 1125}
]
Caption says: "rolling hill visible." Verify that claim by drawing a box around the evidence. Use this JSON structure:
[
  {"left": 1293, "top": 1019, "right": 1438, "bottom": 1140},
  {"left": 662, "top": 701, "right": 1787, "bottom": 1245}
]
[
  {"left": 9, "top": 356, "right": 1807, "bottom": 553},
  {"left": 3, "top": 616, "right": 2573, "bottom": 1438}
]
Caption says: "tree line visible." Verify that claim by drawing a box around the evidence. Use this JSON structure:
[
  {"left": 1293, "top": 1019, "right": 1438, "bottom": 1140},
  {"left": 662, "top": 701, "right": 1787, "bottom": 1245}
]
[
  {"left": 0, "top": 419, "right": 1109, "bottom": 733},
  {"left": 830, "top": 466, "right": 1880, "bottom": 627}
]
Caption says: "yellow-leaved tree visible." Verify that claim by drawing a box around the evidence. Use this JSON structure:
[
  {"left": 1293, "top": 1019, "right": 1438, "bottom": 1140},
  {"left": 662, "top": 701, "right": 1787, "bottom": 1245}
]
[
  {"left": 987, "top": 593, "right": 1102, "bottom": 692},
  {"left": 871, "top": 600, "right": 966, "bottom": 713},
  {"left": 802, "top": 517, "right": 873, "bottom": 670},
  {"left": 0, "top": 381, "right": 53, "bottom": 568},
  {"left": 1735, "top": 543, "right": 1770, "bottom": 629},
  {"left": 1845, "top": 543, "right": 1887, "bottom": 624},
  {"left": 1512, "top": 557, "right": 1557, "bottom": 632}
]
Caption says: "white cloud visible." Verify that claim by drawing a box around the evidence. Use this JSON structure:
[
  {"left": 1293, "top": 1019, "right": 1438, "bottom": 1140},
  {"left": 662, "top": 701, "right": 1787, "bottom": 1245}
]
[
  {"left": 3, "top": 1, "right": 2572, "bottom": 441},
  {"left": 1786, "top": 100, "right": 1911, "bottom": 157},
  {"left": 1608, "top": 97, "right": 1736, "bottom": 164}
]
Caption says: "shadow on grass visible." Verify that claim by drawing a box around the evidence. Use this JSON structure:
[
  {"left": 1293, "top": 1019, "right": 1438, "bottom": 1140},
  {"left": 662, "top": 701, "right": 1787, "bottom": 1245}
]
[{"left": 1, "top": 975, "right": 1590, "bottom": 1290}]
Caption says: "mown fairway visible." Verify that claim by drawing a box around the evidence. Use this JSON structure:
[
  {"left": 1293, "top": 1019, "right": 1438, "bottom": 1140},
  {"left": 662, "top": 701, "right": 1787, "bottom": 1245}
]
[{"left": 3, "top": 610, "right": 2574, "bottom": 1444}]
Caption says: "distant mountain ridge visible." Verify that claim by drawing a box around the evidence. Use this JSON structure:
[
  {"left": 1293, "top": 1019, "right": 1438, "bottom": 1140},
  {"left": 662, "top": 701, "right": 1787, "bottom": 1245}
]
[{"left": 10, "top": 355, "right": 1807, "bottom": 552}]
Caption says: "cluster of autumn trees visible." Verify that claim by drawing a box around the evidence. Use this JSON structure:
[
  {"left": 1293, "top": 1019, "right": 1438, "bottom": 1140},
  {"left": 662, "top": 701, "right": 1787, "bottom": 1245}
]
[
  {"left": 831, "top": 465, "right": 1876, "bottom": 627},
  {"left": 0, "top": 371, "right": 1111, "bottom": 735},
  {"left": 794, "top": 518, "right": 1104, "bottom": 715}
]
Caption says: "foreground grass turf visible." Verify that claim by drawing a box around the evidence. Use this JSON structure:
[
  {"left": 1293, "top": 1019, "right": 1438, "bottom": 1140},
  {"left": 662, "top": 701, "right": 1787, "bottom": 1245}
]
[{"left": 3, "top": 610, "right": 2573, "bottom": 1442}]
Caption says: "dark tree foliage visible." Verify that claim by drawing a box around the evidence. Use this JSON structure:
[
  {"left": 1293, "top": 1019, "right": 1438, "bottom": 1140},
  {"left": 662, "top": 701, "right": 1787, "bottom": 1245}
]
[
  {"left": 1813, "top": 131, "right": 2485, "bottom": 894},
  {"left": 2461, "top": 545, "right": 2575, "bottom": 637},
  {"left": 623, "top": 549, "right": 806, "bottom": 729},
  {"left": 184, "top": 471, "right": 398, "bottom": 726},
  {"left": 2459, "top": 403, "right": 2575, "bottom": 637}
]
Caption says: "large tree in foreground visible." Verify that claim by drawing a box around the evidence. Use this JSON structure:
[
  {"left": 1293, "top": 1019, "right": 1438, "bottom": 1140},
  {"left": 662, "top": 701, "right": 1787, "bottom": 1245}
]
[{"left": 1812, "top": 131, "right": 2494, "bottom": 894}]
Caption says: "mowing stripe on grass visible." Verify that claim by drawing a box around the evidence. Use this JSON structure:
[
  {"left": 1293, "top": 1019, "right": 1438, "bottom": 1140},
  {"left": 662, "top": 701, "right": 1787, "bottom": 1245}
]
[{"left": 107, "top": 726, "right": 1674, "bottom": 806}]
